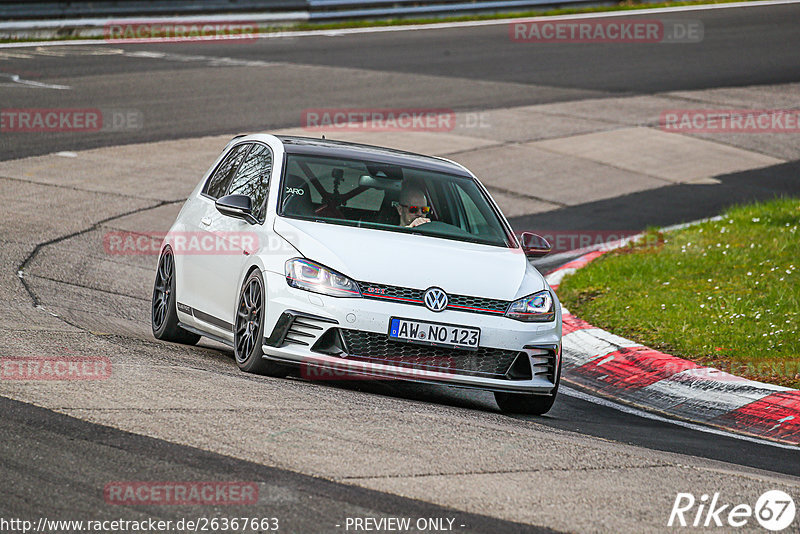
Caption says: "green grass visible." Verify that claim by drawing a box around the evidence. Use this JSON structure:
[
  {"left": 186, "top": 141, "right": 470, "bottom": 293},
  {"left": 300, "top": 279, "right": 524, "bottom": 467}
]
[
  {"left": 0, "top": 0, "right": 761, "bottom": 44},
  {"left": 557, "top": 198, "right": 800, "bottom": 389}
]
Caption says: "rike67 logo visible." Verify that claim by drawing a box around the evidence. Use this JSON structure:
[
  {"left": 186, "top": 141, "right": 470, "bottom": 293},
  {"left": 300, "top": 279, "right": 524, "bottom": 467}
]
[{"left": 668, "top": 490, "right": 796, "bottom": 531}]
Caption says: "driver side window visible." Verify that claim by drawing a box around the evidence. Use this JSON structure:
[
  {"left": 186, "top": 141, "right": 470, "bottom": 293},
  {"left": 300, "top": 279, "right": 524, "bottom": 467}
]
[
  {"left": 226, "top": 143, "right": 273, "bottom": 223},
  {"left": 203, "top": 143, "right": 251, "bottom": 199}
]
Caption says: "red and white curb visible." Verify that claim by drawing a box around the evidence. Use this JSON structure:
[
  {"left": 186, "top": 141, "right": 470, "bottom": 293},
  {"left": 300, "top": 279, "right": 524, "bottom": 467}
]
[{"left": 547, "top": 245, "right": 800, "bottom": 446}]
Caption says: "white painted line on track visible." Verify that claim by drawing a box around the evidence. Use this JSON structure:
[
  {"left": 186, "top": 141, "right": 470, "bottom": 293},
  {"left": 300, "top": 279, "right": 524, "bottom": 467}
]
[
  {"left": 0, "top": 72, "right": 71, "bottom": 89},
  {"left": 1, "top": 0, "right": 798, "bottom": 49},
  {"left": 561, "top": 385, "right": 800, "bottom": 451}
]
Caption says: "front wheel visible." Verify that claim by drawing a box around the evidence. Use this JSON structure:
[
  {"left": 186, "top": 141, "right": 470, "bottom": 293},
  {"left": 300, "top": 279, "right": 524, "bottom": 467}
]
[
  {"left": 495, "top": 365, "right": 561, "bottom": 415},
  {"left": 234, "top": 270, "right": 290, "bottom": 377},
  {"left": 494, "top": 390, "right": 557, "bottom": 415},
  {"left": 151, "top": 247, "right": 201, "bottom": 345}
]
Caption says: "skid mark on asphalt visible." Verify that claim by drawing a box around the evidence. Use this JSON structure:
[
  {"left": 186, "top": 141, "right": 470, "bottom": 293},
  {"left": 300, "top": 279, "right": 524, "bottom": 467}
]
[
  {"left": 0, "top": 174, "right": 170, "bottom": 199},
  {"left": 26, "top": 273, "right": 149, "bottom": 302},
  {"left": 16, "top": 199, "right": 180, "bottom": 308}
]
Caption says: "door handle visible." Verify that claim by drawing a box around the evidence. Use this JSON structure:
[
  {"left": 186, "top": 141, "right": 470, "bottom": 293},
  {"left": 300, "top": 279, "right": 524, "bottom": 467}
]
[{"left": 201, "top": 217, "right": 212, "bottom": 226}]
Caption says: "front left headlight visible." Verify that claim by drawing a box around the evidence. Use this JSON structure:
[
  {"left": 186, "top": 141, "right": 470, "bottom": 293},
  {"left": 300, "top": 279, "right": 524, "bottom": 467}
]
[
  {"left": 505, "top": 290, "right": 555, "bottom": 322},
  {"left": 285, "top": 258, "right": 361, "bottom": 298}
]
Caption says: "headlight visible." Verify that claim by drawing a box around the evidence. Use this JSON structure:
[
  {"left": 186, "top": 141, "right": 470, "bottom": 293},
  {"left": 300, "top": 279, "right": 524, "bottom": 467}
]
[
  {"left": 505, "top": 290, "right": 554, "bottom": 322},
  {"left": 285, "top": 259, "right": 361, "bottom": 298}
]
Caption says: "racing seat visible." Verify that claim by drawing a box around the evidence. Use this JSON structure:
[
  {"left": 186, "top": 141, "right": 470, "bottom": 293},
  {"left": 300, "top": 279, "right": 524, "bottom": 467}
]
[{"left": 375, "top": 192, "right": 400, "bottom": 225}]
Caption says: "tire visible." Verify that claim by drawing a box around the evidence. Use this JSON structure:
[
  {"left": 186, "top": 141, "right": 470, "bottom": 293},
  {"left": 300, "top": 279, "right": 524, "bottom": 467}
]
[
  {"left": 494, "top": 391, "right": 557, "bottom": 415},
  {"left": 494, "top": 365, "right": 561, "bottom": 415},
  {"left": 151, "top": 247, "right": 201, "bottom": 345},
  {"left": 234, "top": 270, "right": 290, "bottom": 377}
]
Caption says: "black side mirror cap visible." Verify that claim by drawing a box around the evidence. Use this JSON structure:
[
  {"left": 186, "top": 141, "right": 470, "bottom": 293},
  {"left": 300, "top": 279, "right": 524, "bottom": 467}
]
[
  {"left": 520, "top": 232, "right": 551, "bottom": 258},
  {"left": 215, "top": 194, "right": 258, "bottom": 225}
]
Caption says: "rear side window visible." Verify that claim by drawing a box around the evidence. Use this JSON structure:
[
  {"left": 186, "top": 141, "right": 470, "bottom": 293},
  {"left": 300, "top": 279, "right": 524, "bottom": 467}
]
[
  {"left": 226, "top": 143, "right": 273, "bottom": 222},
  {"left": 203, "top": 143, "right": 251, "bottom": 199}
]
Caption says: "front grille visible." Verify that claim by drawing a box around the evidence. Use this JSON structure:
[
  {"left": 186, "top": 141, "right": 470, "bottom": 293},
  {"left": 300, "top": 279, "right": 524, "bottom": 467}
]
[
  {"left": 337, "top": 329, "right": 522, "bottom": 379},
  {"left": 359, "top": 282, "right": 423, "bottom": 304},
  {"left": 447, "top": 294, "right": 509, "bottom": 314},
  {"left": 358, "top": 281, "right": 510, "bottom": 316}
]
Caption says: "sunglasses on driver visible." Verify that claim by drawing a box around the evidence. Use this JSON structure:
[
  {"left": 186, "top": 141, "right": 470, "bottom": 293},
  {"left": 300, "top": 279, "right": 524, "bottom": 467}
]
[{"left": 392, "top": 201, "right": 431, "bottom": 215}]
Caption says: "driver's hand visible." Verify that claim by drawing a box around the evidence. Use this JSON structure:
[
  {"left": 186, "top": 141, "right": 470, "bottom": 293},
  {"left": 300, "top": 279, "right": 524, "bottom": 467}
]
[{"left": 407, "top": 217, "right": 430, "bottom": 228}]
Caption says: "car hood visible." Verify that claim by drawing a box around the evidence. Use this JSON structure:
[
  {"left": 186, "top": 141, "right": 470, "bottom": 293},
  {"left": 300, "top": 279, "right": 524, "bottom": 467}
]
[{"left": 274, "top": 217, "right": 546, "bottom": 301}]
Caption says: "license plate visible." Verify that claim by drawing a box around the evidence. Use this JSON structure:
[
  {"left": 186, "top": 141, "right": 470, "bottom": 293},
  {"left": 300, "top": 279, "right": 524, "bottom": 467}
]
[{"left": 388, "top": 318, "right": 480, "bottom": 351}]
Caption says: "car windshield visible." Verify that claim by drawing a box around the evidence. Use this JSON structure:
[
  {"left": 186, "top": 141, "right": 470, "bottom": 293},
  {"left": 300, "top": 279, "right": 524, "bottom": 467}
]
[{"left": 278, "top": 153, "right": 513, "bottom": 248}]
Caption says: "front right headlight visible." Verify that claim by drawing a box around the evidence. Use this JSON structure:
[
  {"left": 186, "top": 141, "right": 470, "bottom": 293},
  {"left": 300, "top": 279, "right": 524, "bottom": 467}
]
[
  {"left": 285, "top": 258, "right": 361, "bottom": 298},
  {"left": 505, "top": 290, "right": 555, "bottom": 322}
]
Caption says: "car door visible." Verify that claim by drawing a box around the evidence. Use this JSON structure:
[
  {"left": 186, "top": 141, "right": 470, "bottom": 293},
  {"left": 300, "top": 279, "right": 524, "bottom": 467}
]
[
  {"left": 203, "top": 142, "right": 274, "bottom": 330},
  {"left": 181, "top": 142, "right": 252, "bottom": 331}
]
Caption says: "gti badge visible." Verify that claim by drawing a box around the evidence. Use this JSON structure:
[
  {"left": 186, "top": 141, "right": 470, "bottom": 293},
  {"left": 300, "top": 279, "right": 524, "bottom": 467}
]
[{"left": 423, "top": 287, "right": 448, "bottom": 312}]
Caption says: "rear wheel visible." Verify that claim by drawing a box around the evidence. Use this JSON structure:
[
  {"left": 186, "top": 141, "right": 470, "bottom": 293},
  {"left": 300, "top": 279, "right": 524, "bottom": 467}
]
[
  {"left": 234, "top": 270, "right": 290, "bottom": 377},
  {"left": 151, "top": 247, "right": 201, "bottom": 345}
]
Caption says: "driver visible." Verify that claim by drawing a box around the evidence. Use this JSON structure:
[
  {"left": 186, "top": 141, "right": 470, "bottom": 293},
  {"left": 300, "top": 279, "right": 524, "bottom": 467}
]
[{"left": 394, "top": 181, "right": 431, "bottom": 228}]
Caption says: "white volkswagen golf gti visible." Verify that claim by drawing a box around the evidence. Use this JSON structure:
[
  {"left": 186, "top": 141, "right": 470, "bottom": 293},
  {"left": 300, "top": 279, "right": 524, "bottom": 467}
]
[{"left": 152, "top": 134, "right": 562, "bottom": 414}]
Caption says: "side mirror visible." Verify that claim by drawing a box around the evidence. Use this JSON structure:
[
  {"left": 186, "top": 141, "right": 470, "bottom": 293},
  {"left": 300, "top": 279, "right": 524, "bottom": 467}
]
[
  {"left": 520, "top": 232, "right": 551, "bottom": 258},
  {"left": 215, "top": 194, "right": 258, "bottom": 225}
]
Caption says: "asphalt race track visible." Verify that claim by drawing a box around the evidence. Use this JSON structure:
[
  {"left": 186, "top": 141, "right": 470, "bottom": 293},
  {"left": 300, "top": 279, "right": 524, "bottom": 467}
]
[
  {"left": 3, "top": 2, "right": 800, "bottom": 161},
  {"left": 1, "top": 3, "right": 799, "bottom": 532}
]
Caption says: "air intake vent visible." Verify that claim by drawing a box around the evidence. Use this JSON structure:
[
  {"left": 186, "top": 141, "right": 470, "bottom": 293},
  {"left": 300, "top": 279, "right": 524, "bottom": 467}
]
[{"left": 264, "top": 310, "right": 338, "bottom": 348}]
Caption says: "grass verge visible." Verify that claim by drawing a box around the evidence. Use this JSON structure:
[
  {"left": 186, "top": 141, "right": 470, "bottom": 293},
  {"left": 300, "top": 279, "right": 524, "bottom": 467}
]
[{"left": 557, "top": 197, "right": 800, "bottom": 389}]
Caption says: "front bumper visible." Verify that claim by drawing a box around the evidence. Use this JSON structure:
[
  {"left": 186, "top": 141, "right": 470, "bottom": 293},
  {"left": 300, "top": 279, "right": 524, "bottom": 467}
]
[{"left": 261, "top": 271, "right": 562, "bottom": 394}]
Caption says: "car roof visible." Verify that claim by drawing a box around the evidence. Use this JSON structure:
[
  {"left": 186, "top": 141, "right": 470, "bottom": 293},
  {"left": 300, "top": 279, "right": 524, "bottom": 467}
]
[{"left": 274, "top": 135, "right": 472, "bottom": 177}]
